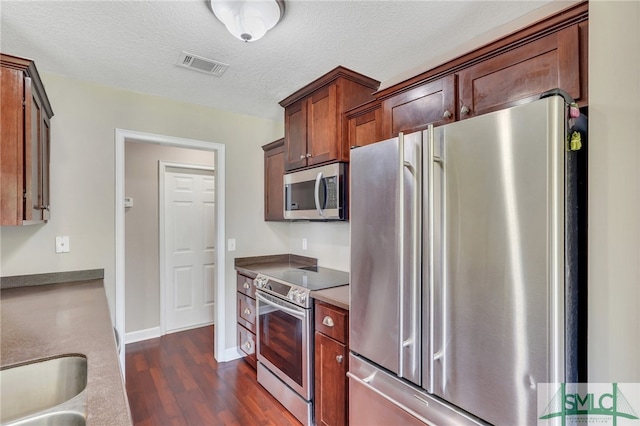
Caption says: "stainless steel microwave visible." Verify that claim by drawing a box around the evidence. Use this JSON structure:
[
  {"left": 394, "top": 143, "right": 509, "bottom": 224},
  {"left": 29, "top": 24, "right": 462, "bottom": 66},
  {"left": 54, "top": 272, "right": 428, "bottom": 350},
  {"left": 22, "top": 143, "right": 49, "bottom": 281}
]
[{"left": 284, "top": 163, "right": 347, "bottom": 221}]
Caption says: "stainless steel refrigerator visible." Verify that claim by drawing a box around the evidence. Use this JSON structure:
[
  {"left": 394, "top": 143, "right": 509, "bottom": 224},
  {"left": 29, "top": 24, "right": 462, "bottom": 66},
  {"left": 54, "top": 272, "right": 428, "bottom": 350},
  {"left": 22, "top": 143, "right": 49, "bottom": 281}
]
[{"left": 348, "top": 94, "right": 586, "bottom": 425}]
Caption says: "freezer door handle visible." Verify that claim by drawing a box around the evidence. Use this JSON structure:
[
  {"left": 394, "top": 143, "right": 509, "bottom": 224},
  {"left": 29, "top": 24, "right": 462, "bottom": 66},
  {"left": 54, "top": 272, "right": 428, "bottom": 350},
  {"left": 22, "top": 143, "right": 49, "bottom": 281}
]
[{"left": 347, "top": 371, "right": 432, "bottom": 424}]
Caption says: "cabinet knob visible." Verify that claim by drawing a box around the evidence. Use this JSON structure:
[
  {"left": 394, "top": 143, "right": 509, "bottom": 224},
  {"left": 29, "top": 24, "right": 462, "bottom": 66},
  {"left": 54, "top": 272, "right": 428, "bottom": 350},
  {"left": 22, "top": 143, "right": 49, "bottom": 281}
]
[
  {"left": 460, "top": 105, "right": 471, "bottom": 116},
  {"left": 322, "top": 316, "right": 334, "bottom": 327},
  {"left": 244, "top": 341, "right": 252, "bottom": 350},
  {"left": 443, "top": 110, "right": 452, "bottom": 119},
  {"left": 336, "top": 355, "right": 343, "bottom": 364},
  {"left": 306, "top": 153, "right": 312, "bottom": 158},
  {"left": 243, "top": 282, "right": 250, "bottom": 289},
  {"left": 300, "top": 154, "right": 306, "bottom": 160},
  {"left": 244, "top": 308, "right": 251, "bottom": 315}
]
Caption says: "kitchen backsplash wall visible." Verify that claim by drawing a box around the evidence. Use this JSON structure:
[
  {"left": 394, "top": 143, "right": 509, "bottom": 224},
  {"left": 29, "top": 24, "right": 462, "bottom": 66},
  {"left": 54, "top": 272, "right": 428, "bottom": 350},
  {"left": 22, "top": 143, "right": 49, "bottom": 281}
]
[{"left": 288, "top": 222, "right": 350, "bottom": 273}]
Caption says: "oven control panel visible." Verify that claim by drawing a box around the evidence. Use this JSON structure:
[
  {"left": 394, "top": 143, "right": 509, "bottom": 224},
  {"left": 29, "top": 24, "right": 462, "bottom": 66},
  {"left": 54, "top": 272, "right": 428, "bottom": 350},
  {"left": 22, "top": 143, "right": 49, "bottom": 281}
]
[{"left": 253, "top": 273, "right": 312, "bottom": 308}]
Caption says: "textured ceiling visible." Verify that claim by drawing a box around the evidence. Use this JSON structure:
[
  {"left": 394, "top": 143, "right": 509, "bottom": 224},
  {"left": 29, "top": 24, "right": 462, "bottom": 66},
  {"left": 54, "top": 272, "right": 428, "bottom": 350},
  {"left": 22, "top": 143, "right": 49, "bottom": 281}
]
[{"left": 1, "top": 0, "right": 559, "bottom": 122}]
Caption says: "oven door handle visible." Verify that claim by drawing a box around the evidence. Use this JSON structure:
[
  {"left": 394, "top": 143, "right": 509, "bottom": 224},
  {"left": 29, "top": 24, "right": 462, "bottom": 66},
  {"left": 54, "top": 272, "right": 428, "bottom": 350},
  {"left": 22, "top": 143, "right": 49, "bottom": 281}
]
[{"left": 256, "top": 291, "right": 307, "bottom": 320}]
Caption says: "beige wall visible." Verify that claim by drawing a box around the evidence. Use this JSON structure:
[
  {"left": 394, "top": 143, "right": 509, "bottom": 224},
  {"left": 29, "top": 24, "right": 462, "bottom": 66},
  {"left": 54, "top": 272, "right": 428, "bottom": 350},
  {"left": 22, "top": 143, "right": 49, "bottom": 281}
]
[
  {"left": 124, "top": 143, "right": 216, "bottom": 333},
  {"left": 288, "top": 222, "right": 350, "bottom": 272},
  {"left": 588, "top": 0, "right": 640, "bottom": 382},
  {"left": 0, "top": 74, "right": 290, "bottom": 351}
]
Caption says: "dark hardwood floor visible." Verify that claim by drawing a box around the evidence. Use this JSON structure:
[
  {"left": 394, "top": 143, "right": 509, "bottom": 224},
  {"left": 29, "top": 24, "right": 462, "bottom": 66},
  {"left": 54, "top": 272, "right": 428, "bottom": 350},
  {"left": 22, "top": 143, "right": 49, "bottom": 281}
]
[{"left": 125, "top": 325, "right": 301, "bottom": 426}]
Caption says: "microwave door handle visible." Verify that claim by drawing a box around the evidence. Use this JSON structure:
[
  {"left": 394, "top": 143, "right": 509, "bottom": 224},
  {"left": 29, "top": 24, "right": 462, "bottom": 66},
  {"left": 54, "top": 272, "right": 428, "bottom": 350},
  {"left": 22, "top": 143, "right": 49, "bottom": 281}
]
[{"left": 314, "top": 171, "right": 324, "bottom": 217}]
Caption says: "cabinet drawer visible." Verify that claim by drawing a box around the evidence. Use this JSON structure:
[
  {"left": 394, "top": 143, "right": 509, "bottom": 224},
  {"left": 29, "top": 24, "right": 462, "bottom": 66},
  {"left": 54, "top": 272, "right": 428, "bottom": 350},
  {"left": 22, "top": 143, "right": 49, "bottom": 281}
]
[
  {"left": 237, "top": 324, "right": 257, "bottom": 369},
  {"left": 315, "top": 302, "right": 348, "bottom": 344},
  {"left": 236, "top": 273, "right": 256, "bottom": 298},
  {"left": 237, "top": 293, "right": 256, "bottom": 333}
]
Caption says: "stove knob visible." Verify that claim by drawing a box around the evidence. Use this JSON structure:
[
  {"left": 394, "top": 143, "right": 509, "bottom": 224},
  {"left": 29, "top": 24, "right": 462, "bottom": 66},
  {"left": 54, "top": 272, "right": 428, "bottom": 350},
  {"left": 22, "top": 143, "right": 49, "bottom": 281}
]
[
  {"left": 295, "top": 292, "right": 306, "bottom": 304},
  {"left": 288, "top": 289, "right": 297, "bottom": 301}
]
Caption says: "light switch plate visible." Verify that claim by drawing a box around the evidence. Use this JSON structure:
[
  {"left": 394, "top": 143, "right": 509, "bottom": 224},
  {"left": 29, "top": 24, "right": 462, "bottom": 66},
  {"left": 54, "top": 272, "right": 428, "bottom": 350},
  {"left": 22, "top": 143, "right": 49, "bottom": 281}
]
[
  {"left": 302, "top": 238, "right": 308, "bottom": 250},
  {"left": 227, "top": 238, "right": 236, "bottom": 252},
  {"left": 55, "top": 236, "right": 70, "bottom": 253}
]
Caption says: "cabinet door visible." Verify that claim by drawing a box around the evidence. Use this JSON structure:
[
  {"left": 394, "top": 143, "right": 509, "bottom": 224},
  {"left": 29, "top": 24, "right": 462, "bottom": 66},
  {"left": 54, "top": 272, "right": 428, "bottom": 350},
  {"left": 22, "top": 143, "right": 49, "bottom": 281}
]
[
  {"left": 0, "top": 67, "right": 24, "bottom": 225},
  {"left": 458, "top": 24, "right": 581, "bottom": 119},
  {"left": 307, "top": 85, "right": 338, "bottom": 166},
  {"left": 26, "top": 79, "right": 44, "bottom": 222},
  {"left": 41, "top": 117, "right": 51, "bottom": 221},
  {"left": 264, "top": 140, "right": 285, "bottom": 221},
  {"left": 348, "top": 107, "right": 382, "bottom": 149},
  {"left": 284, "top": 99, "right": 308, "bottom": 171},
  {"left": 382, "top": 75, "right": 456, "bottom": 138},
  {"left": 315, "top": 332, "right": 348, "bottom": 426}
]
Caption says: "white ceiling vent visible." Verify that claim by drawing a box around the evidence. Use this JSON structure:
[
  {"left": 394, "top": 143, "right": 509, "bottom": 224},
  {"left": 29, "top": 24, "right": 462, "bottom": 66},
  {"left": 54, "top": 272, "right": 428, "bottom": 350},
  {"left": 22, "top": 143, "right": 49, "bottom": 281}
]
[{"left": 176, "top": 51, "right": 229, "bottom": 77}]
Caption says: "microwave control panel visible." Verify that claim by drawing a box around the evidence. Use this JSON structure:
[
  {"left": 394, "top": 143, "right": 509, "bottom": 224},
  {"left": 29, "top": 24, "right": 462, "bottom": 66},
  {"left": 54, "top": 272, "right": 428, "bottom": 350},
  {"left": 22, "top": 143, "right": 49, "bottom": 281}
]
[{"left": 326, "top": 176, "right": 338, "bottom": 208}]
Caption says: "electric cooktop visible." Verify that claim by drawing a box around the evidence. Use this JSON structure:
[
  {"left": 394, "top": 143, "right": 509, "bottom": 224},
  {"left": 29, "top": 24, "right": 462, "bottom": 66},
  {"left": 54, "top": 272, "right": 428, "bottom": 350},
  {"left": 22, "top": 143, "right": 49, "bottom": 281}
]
[
  {"left": 262, "top": 266, "right": 349, "bottom": 291},
  {"left": 253, "top": 266, "right": 349, "bottom": 308}
]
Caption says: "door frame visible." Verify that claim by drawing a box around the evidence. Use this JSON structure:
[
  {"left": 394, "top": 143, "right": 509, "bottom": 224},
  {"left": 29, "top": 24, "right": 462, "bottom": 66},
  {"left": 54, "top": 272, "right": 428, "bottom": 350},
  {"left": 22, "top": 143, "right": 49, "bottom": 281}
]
[
  {"left": 115, "top": 129, "right": 226, "bottom": 371},
  {"left": 159, "top": 161, "right": 217, "bottom": 335}
]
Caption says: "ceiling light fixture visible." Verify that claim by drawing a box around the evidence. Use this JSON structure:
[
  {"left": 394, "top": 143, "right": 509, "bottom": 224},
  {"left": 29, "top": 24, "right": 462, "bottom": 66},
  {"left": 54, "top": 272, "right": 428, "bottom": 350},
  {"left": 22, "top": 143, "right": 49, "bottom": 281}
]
[{"left": 210, "top": 0, "right": 285, "bottom": 43}]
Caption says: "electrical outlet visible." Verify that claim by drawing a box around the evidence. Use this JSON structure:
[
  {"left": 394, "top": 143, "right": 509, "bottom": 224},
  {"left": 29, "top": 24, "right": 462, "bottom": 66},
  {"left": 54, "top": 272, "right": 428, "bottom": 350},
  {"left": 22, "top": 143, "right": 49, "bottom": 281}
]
[
  {"left": 227, "top": 238, "right": 236, "bottom": 252},
  {"left": 55, "top": 236, "right": 70, "bottom": 253},
  {"left": 302, "top": 238, "right": 307, "bottom": 250}
]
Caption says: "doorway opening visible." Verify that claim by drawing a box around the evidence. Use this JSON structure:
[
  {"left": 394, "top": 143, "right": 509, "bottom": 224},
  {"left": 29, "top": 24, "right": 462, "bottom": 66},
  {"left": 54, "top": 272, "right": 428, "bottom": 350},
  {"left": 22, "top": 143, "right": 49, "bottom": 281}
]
[{"left": 115, "top": 129, "right": 226, "bottom": 371}]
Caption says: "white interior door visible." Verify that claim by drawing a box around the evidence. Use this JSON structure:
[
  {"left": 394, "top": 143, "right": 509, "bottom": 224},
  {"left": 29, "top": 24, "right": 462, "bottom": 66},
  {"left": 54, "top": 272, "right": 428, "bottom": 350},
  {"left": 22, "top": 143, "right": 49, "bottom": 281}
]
[{"left": 164, "top": 165, "right": 216, "bottom": 332}]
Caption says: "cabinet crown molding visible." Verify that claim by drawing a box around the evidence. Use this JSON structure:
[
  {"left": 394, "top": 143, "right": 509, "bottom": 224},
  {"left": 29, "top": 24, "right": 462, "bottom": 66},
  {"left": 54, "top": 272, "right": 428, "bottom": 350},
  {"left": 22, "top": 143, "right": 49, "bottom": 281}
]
[{"left": 279, "top": 65, "right": 380, "bottom": 108}]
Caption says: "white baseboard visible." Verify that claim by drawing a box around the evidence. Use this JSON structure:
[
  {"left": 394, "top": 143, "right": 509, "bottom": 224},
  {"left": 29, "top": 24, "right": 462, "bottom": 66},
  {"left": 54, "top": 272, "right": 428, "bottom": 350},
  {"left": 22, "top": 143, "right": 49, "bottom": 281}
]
[
  {"left": 222, "top": 346, "right": 243, "bottom": 363},
  {"left": 125, "top": 326, "right": 161, "bottom": 344}
]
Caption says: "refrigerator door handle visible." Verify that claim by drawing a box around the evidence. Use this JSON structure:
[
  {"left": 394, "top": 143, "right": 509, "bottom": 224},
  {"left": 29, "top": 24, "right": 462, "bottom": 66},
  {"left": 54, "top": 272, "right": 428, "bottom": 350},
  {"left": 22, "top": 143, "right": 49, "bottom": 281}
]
[
  {"left": 398, "top": 133, "right": 406, "bottom": 378},
  {"left": 425, "top": 124, "right": 439, "bottom": 394},
  {"left": 398, "top": 132, "right": 422, "bottom": 385}
]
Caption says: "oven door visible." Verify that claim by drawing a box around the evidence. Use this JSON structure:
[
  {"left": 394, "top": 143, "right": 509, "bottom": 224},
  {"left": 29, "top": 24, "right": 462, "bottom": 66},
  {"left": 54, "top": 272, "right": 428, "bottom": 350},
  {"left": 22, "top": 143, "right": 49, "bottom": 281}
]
[{"left": 256, "top": 290, "right": 312, "bottom": 400}]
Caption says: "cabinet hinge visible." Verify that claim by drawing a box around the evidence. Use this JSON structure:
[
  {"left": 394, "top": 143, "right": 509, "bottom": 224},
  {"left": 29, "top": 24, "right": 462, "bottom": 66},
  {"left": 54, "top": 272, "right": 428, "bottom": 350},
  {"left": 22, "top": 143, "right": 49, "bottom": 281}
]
[{"left": 23, "top": 190, "right": 27, "bottom": 200}]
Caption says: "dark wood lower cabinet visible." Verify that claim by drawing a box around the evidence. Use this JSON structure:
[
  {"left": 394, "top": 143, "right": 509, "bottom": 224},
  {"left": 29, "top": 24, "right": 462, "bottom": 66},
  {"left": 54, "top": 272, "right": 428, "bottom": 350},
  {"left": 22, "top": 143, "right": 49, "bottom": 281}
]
[
  {"left": 315, "top": 332, "right": 348, "bottom": 426},
  {"left": 236, "top": 272, "right": 257, "bottom": 369},
  {"left": 315, "top": 301, "right": 349, "bottom": 426}
]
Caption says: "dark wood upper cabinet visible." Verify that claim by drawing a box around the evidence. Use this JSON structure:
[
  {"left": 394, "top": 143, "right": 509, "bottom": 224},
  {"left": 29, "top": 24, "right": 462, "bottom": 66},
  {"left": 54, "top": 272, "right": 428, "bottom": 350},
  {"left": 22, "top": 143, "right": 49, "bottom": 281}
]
[
  {"left": 280, "top": 67, "right": 379, "bottom": 172},
  {"left": 346, "top": 100, "right": 383, "bottom": 149},
  {"left": 457, "top": 24, "right": 582, "bottom": 119},
  {"left": 1, "top": 53, "right": 53, "bottom": 226},
  {"left": 372, "top": 1, "right": 588, "bottom": 131},
  {"left": 262, "top": 138, "right": 285, "bottom": 221},
  {"left": 381, "top": 74, "right": 457, "bottom": 138}
]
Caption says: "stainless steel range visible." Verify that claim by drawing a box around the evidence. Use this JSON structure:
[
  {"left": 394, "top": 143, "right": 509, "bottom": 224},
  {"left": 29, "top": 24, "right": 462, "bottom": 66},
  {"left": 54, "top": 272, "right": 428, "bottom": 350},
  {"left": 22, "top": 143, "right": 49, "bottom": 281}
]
[{"left": 253, "top": 266, "right": 349, "bottom": 426}]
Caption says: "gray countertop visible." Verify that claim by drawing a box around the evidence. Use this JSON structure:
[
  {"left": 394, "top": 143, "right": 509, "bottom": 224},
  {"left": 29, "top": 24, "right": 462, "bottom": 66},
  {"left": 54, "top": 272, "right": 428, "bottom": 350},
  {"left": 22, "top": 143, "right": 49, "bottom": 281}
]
[
  {"left": 311, "top": 285, "right": 349, "bottom": 311},
  {"left": 0, "top": 280, "right": 132, "bottom": 426}
]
